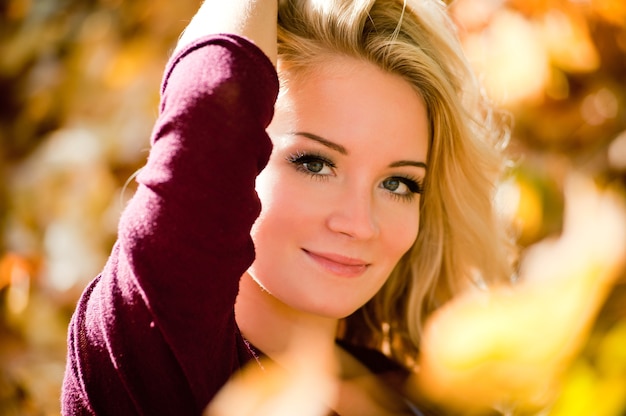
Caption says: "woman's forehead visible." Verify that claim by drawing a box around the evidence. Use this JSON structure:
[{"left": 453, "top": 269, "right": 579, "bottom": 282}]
[{"left": 270, "top": 57, "right": 430, "bottom": 163}]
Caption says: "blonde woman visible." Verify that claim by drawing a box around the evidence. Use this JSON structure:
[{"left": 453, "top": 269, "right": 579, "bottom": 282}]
[{"left": 62, "top": 0, "right": 512, "bottom": 414}]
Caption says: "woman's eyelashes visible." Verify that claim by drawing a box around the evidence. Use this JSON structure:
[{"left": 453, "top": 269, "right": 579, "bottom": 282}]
[
  {"left": 286, "top": 150, "right": 423, "bottom": 200},
  {"left": 381, "top": 176, "right": 423, "bottom": 201},
  {"left": 286, "top": 151, "right": 336, "bottom": 178}
]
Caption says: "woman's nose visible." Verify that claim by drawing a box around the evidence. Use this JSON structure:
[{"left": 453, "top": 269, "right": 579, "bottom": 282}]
[{"left": 325, "top": 186, "right": 379, "bottom": 240}]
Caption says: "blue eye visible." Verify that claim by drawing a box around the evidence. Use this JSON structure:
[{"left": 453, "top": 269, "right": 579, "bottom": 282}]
[
  {"left": 383, "top": 178, "right": 403, "bottom": 192},
  {"left": 302, "top": 159, "right": 325, "bottom": 173},
  {"left": 287, "top": 152, "right": 335, "bottom": 176},
  {"left": 381, "top": 176, "right": 422, "bottom": 199}
]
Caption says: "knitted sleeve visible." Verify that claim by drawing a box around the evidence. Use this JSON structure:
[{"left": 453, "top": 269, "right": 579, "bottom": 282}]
[{"left": 62, "top": 34, "right": 278, "bottom": 416}]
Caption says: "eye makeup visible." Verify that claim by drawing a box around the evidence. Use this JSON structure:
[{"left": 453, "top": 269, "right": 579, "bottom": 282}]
[{"left": 286, "top": 150, "right": 336, "bottom": 178}]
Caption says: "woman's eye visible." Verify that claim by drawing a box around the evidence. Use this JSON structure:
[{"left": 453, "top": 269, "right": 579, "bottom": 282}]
[
  {"left": 287, "top": 153, "right": 335, "bottom": 176},
  {"left": 381, "top": 177, "right": 422, "bottom": 197},
  {"left": 382, "top": 178, "right": 402, "bottom": 192},
  {"left": 302, "top": 159, "right": 326, "bottom": 174}
]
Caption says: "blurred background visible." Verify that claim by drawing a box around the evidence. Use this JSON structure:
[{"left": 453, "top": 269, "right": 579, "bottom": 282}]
[{"left": 0, "top": 0, "right": 624, "bottom": 414}]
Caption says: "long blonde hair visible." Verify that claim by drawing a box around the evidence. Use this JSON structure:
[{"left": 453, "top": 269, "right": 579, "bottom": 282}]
[{"left": 277, "top": 0, "right": 513, "bottom": 366}]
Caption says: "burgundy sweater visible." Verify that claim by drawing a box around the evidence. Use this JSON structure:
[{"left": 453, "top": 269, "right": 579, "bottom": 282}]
[{"left": 62, "top": 35, "right": 278, "bottom": 415}]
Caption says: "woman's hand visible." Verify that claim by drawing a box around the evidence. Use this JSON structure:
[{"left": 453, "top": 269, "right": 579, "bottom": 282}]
[{"left": 175, "top": 0, "right": 278, "bottom": 65}]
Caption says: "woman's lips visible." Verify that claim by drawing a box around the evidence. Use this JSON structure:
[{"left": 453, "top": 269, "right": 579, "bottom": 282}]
[{"left": 303, "top": 249, "right": 370, "bottom": 277}]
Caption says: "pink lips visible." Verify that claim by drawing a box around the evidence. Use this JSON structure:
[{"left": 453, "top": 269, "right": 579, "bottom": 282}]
[{"left": 303, "top": 250, "right": 370, "bottom": 278}]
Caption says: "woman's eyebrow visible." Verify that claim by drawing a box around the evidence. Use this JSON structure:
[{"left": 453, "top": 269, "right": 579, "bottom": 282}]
[
  {"left": 292, "top": 131, "right": 427, "bottom": 169},
  {"left": 292, "top": 131, "right": 348, "bottom": 155},
  {"left": 389, "top": 160, "right": 428, "bottom": 169}
]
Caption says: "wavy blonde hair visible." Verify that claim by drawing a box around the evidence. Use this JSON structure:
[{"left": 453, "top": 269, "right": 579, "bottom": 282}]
[{"left": 277, "top": 0, "right": 513, "bottom": 366}]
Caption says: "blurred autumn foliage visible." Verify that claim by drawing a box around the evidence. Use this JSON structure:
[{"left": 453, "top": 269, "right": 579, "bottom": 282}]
[
  {"left": 0, "top": 0, "right": 625, "bottom": 415},
  {"left": 0, "top": 1, "right": 195, "bottom": 414}
]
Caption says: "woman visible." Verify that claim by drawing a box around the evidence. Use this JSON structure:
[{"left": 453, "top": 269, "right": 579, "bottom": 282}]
[{"left": 62, "top": 0, "right": 512, "bottom": 414}]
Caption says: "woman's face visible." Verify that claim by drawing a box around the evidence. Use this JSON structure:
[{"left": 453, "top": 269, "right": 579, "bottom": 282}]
[{"left": 247, "top": 56, "right": 429, "bottom": 319}]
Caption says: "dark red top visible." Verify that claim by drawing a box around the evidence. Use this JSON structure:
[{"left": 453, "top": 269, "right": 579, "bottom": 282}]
[{"left": 62, "top": 34, "right": 278, "bottom": 416}]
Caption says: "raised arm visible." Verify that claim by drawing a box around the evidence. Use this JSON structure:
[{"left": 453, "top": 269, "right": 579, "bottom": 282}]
[
  {"left": 176, "top": 0, "right": 278, "bottom": 65},
  {"left": 62, "top": 2, "right": 280, "bottom": 414}
]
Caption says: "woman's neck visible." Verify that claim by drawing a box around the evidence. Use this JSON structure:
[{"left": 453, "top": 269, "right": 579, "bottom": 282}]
[
  {"left": 235, "top": 273, "right": 418, "bottom": 415},
  {"left": 235, "top": 272, "right": 340, "bottom": 372}
]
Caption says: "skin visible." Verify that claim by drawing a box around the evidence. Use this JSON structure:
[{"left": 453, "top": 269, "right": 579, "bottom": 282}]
[
  {"left": 236, "top": 55, "right": 429, "bottom": 382},
  {"left": 176, "top": 0, "right": 277, "bottom": 64}
]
